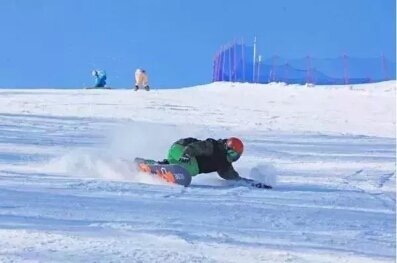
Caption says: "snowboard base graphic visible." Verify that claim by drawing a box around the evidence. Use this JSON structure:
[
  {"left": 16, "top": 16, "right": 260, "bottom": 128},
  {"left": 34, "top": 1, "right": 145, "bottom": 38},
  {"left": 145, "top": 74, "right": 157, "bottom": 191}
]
[{"left": 134, "top": 157, "right": 192, "bottom": 187}]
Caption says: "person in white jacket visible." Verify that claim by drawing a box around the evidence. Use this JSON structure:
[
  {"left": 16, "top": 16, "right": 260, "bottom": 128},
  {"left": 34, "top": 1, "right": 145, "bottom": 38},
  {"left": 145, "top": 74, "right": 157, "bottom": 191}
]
[{"left": 134, "top": 68, "right": 150, "bottom": 91}]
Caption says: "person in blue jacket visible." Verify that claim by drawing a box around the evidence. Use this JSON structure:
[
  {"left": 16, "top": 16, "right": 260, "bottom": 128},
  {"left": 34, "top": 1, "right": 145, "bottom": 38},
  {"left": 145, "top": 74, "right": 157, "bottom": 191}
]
[{"left": 92, "top": 70, "right": 107, "bottom": 88}]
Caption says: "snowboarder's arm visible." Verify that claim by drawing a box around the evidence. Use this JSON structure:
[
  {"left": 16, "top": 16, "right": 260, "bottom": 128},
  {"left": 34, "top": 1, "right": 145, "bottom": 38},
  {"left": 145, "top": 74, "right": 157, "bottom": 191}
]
[
  {"left": 182, "top": 139, "right": 214, "bottom": 157},
  {"left": 217, "top": 165, "right": 241, "bottom": 180},
  {"left": 218, "top": 165, "right": 273, "bottom": 189}
]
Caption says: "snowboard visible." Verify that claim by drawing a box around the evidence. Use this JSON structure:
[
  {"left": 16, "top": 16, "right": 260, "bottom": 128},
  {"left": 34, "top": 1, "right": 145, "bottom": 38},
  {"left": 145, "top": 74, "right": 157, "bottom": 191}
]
[
  {"left": 84, "top": 86, "right": 112, "bottom": 89},
  {"left": 134, "top": 157, "right": 192, "bottom": 187}
]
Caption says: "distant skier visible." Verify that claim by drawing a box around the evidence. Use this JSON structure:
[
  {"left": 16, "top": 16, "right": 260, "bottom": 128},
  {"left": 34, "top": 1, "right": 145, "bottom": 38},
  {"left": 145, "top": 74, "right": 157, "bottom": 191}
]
[
  {"left": 139, "top": 137, "right": 272, "bottom": 189},
  {"left": 92, "top": 70, "right": 107, "bottom": 88},
  {"left": 134, "top": 68, "right": 150, "bottom": 91}
]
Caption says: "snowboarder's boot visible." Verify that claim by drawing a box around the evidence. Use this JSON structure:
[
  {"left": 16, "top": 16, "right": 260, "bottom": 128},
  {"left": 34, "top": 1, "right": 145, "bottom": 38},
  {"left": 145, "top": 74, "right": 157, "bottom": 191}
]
[
  {"left": 157, "top": 159, "right": 169, "bottom": 164},
  {"left": 141, "top": 159, "right": 157, "bottom": 165},
  {"left": 144, "top": 85, "right": 150, "bottom": 91},
  {"left": 141, "top": 159, "right": 169, "bottom": 165},
  {"left": 134, "top": 85, "right": 139, "bottom": 91}
]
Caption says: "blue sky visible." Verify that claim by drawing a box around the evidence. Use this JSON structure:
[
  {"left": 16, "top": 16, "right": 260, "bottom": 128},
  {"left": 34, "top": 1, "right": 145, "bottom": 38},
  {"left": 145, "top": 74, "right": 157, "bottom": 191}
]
[{"left": 0, "top": 0, "right": 395, "bottom": 89}]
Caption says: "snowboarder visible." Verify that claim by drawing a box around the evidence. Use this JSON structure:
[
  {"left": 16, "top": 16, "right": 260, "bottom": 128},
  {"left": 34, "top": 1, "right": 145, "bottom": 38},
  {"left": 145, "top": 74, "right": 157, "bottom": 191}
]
[
  {"left": 141, "top": 137, "right": 272, "bottom": 189},
  {"left": 134, "top": 68, "right": 150, "bottom": 91},
  {"left": 92, "top": 70, "right": 107, "bottom": 88}
]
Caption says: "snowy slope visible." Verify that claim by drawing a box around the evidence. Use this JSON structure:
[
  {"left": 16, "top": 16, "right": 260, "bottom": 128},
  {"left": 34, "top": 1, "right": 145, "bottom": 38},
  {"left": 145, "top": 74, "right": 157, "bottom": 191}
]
[{"left": 0, "top": 81, "right": 395, "bottom": 263}]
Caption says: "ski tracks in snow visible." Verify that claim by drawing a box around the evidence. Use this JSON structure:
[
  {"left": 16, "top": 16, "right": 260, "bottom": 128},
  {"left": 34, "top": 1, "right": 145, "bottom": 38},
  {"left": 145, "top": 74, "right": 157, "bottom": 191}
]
[
  {"left": 341, "top": 169, "right": 396, "bottom": 212},
  {"left": 0, "top": 86, "right": 395, "bottom": 263}
]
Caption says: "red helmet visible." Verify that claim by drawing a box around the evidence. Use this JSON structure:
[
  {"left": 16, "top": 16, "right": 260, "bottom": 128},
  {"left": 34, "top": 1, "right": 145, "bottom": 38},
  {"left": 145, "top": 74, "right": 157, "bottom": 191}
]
[{"left": 226, "top": 137, "right": 244, "bottom": 155}]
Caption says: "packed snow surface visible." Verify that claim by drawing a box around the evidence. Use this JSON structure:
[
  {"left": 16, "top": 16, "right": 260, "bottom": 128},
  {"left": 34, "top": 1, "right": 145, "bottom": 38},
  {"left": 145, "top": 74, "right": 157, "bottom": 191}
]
[{"left": 0, "top": 81, "right": 395, "bottom": 263}]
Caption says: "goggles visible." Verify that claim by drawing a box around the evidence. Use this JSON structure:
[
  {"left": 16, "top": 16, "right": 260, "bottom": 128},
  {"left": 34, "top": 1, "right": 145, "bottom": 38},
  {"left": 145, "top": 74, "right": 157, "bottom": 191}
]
[{"left": 227, "top": 148, "right": 241, "bottom": 162}]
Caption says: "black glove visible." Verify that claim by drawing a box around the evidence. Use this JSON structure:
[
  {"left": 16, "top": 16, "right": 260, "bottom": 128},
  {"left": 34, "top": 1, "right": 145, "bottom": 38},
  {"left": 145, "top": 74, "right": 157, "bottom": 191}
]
[
  {"left": 179, "top": 153, "right": 191, "bottom": 163},
  {"left": 252, "top": 182, "right": 272, "bottom": 189},
  {"left": 240, "top": 178, "right": 272, "bottom": 189}
]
